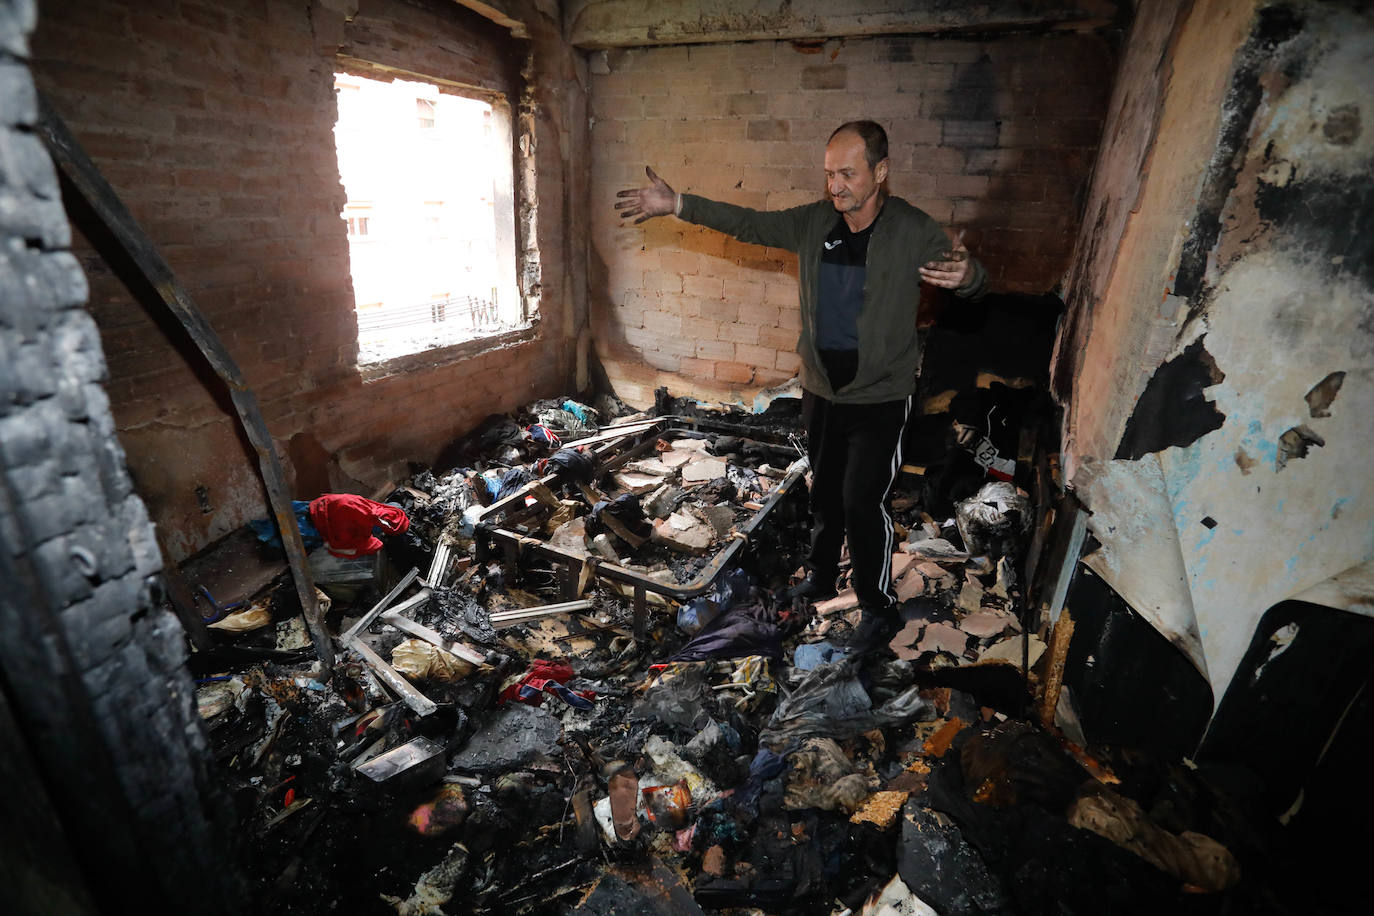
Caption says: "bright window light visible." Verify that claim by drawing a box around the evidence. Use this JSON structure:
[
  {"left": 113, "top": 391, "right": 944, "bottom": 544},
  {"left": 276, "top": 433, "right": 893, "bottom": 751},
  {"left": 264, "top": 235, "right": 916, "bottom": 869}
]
[{"left": 333, "top": 73, "right": 521, "bottom": 364}]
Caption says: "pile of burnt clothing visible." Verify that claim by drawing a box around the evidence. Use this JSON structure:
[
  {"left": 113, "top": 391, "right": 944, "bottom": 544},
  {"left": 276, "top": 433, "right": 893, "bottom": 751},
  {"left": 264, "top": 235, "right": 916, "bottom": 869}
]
[
  {"left": 653, "top": 381, "right": 804, "bottom": 429},
  {"left": 790, "top": 481, "right": 1037, "bottom": 681},
  {"left": 435, "top": 395, "right": 638, "bottom": 471},
  {"left": 185, "top": 391, "right": 1271, "bottom": 915},
  {"left": 467, "top": 420, "right": 809, "bottom": 591}
]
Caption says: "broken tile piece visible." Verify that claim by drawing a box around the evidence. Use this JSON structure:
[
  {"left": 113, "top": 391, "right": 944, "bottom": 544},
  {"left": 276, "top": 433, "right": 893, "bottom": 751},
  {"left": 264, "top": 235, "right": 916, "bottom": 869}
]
[
  {"left": 892, "top": 618, "right": 924, "bottom": 661},
  {"left": 656, "top": 448, "right": 695, "bottom": 468},
  {"left": 988, "top": 556, "right": 1015, "bottom": 600},
  {"left": 680, "top": 457, "right": 728, "bottom": 483},
  {"left": 548, "top": 517, "right": 589, "bottom": 555},
  {"left": 895, "top": 571, "right": 926, "bottom": 602},
  {"left": 644, "top": 484, "right": 685, "bottom": 519},
  {"left": 696, "top": 504, "right": 735, "bottom": 536},
  {"left": 625, "top": 457, "right": 673, "bottom": 476},
  {"left": 813, "top": 589, "right": 859, "bottom": 617},
  {"left": 976, "top": 634, "right": 1047, "bottom": 669},
  {"left": 914, "top": 561, "right": 958, "bottom": 591},
  {"left": 958, "top": 610, "right": 1015, "bottom": 639},
  {"left": 652, "top": 512, "right": 713, "bottom": 554},
  {"left": 890, "top": 552, "right": 917, "bottom": 581},
  {"left": 956, "top": 579, "right": 984, "bottom": 614},
  {"left": 916, "top": 622, "right": 968, "bottom": 656},
  {"left": 614, "top": 471, "right": 664, "bottom": 495}
]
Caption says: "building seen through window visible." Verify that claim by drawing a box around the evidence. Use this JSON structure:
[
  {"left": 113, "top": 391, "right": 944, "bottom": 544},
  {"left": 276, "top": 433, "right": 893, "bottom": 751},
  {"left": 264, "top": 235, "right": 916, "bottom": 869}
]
[
  {"left": 416, "top": 97, "right": 436, "bottom": 129},
  {"left": 332, "top": 73, "right": 520, "bottom": 364}
]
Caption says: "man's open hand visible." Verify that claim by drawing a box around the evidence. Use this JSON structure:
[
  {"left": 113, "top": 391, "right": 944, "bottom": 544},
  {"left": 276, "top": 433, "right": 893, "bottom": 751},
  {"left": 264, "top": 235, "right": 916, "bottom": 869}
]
[
  {"left": 919, "top": 230, "right": 971, "bottom": 289},
  {"left": 615, "top": 166, "right": 677, "bottom": 224}
]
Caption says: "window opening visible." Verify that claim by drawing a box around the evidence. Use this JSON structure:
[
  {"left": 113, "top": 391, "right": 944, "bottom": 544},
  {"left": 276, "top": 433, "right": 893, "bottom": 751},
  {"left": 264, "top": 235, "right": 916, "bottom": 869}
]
[
  {"left": 333, "top": 72, "right": 522, "bottom": 364},
  {"left": 344, "top": 202, "right": 372, "bottom": 238},
  {"left": 416, "top": 97, "right": 436, "bottom": 129}
]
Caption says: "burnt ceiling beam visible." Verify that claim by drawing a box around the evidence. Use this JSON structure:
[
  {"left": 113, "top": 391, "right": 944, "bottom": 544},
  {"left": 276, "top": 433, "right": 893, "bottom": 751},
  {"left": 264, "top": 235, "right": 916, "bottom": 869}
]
[{"left": 565, "top": 0, "right": 1121, "bottom": 48}]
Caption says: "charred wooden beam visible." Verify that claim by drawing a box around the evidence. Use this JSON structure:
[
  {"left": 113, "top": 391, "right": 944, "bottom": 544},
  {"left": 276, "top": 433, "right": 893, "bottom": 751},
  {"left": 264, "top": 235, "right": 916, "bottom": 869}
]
[
  {"left": 344, "top": 637, "right": 437, "bottom": 717},
  {"left": 488, "top": 598, "right": 595, "bottom": 628},
  {"left": 378, "top": 612, "right": 492, "bottom": 667},
  {"left": 340, "top": 568, "right": 421, "bottom": 643},
  {"left": 34, "top": 94, "right": 333, "bottom": 669}
]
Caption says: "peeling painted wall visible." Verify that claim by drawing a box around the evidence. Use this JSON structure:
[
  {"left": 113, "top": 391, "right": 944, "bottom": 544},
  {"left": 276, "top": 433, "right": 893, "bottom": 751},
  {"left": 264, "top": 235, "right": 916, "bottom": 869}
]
[{"left": 1056, "top": 0, "right": 1374, "bottom": 714}]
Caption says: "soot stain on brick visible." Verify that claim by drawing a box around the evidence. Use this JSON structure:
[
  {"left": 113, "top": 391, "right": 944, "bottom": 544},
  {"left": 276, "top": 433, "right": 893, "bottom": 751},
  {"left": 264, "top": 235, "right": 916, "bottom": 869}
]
[
  {"left": 949, "top": 50, "right": 998, "bottom": 121},
  {"left": 884, "top": 37, "right": 914, "bottom": 63},
  {"left": 1115, "top": 336, "right": 1227, "bottom": 460},
  {"left": 1175, "top": 5, "right": 1306, "bottom": 309}
]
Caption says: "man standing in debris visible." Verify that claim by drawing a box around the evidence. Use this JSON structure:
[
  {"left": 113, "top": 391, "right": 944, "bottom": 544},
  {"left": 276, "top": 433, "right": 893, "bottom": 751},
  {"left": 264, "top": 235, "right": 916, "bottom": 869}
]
[{"left": 616, "top": 120, "right": 985, "bottom": 655}]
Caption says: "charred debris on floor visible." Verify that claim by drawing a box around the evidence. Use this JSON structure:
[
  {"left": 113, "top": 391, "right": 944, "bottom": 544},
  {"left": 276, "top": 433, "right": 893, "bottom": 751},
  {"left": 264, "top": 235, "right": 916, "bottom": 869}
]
[{"left": 183, "top": 389, "right": 1281, "bottom": 915}]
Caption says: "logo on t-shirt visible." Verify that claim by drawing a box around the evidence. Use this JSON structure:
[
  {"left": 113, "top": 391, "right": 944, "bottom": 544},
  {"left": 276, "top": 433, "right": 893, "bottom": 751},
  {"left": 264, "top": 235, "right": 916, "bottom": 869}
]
[{"left": 823, "top": 239, "right": 842, "bottom": 250}]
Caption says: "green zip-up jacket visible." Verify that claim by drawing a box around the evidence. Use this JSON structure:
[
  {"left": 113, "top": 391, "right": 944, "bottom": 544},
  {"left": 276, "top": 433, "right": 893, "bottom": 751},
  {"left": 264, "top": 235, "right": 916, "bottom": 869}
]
[{"left": 678, "top": 193, "right": 986, "bottom": 404}]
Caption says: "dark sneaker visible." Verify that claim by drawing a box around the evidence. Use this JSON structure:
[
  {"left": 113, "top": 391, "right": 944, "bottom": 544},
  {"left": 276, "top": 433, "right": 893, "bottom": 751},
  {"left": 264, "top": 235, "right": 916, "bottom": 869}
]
[
  {"left": 784, "top": 571, "right": 839, "bottom": 605},
  {"left": 841, "top": 608, "right": 900, "bottom": 657}
]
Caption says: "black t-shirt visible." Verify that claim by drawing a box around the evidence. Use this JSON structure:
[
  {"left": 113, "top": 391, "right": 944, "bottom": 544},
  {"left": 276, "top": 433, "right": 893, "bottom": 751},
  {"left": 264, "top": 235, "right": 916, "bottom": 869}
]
[{"left": 816, "top": 214, "right": 874, "bottom": 390}]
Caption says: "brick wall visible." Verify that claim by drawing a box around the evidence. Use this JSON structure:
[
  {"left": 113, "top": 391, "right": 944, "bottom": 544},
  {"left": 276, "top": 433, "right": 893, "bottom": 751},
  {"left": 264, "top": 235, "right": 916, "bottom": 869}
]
[
  {"left": 2, "top": 2, "right": 240, "bottom": 906},
  {"left": 31, "top": 0, "right": 581, "bottom": 560},
  {"left": 588, "top": 33, "right": 1115, "bottom": 406}
]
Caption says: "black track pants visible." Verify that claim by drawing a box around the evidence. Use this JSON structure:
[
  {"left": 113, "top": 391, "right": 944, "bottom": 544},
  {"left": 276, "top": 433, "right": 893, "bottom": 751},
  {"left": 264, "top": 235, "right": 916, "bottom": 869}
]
[{"left": 802, "top": 390, "right": 912, "bottom": 610}]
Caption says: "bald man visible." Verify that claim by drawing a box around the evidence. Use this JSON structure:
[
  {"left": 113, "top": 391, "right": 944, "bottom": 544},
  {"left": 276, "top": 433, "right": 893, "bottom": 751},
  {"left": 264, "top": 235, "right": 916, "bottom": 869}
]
[{"left": 617, "top": 120, "right": 986, "bottom": 657}]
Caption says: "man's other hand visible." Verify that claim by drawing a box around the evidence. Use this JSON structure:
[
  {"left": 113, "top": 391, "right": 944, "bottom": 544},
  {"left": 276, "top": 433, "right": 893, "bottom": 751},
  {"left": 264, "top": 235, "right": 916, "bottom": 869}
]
[
  {"left": 615, "top": 166, "right": 678, "bottom": 224},
  {"left": 919, "top": 230, "right": 971, "bottom": 289}
]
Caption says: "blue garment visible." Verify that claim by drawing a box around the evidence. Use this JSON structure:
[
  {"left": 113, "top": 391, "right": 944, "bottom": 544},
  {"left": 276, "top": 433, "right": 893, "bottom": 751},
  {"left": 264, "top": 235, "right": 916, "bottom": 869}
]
[
  {"left": 495, "top": 466, "right": 532, "bottom": 500},
  {"left": 247, "top": 499, "right": 322, "bottom": 549},
  {"left": 814, "top": 215, "right": 874, "bottom": 352},
  {"left": 666, "top": 602, "right": 781, "bottom": 663},
  {"left": 793, "top": 641, "right": 844, "bottom": 670}
]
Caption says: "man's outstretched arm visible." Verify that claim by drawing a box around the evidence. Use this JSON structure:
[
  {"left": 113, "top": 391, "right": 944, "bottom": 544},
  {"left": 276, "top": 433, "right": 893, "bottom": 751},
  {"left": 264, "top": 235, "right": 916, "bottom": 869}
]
[
  {"left": 615, "top": 166, "right": 679, "bottom": 223},
  {"left": 615, "top": 165, "right": 809, "bottom": 251}
]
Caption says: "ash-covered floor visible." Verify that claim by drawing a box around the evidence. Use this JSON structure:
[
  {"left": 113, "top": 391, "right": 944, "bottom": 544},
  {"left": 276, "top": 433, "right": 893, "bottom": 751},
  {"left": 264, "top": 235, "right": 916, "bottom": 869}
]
[{"left": 186, "top": 391, "right": 1293, "bottom": 916}]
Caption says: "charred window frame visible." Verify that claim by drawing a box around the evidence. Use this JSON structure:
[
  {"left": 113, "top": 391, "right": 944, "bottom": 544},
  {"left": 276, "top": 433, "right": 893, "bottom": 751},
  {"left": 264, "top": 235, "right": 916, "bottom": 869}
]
[{"left": 333, "top": 56, "right": 535, "bottom": 368}]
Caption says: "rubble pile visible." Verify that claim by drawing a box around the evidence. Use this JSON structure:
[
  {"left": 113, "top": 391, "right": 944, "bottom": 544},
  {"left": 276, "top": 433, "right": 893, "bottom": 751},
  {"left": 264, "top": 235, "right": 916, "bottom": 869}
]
[{"left": 187, "top": 394, "right": 1277, "bottom": 915}]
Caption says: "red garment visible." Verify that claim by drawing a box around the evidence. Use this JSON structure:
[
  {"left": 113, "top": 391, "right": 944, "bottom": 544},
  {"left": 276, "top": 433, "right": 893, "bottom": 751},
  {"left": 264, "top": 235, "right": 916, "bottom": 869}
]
[
  {"left": 498, "top": 659, "right": 595, "bottom": 709},
  {"left": 308, "top": 494, "right": 409, "bottom": 558}
]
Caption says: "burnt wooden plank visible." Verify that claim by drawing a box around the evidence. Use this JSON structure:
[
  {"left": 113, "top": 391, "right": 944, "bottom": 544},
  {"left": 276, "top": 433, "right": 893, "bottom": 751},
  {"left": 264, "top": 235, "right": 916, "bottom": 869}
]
[{"left": 35, "top": 94, "right": 332, "bottom": 668}]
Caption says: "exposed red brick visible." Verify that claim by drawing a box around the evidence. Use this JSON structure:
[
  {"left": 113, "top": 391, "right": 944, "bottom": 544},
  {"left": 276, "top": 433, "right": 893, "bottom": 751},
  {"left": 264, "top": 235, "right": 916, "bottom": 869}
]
[
  {"left": 714, "top": 361, "right": 757, "bottom": 384},
  {"left": 30, "top": 0, "right": 577, "bottom": 560}
]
